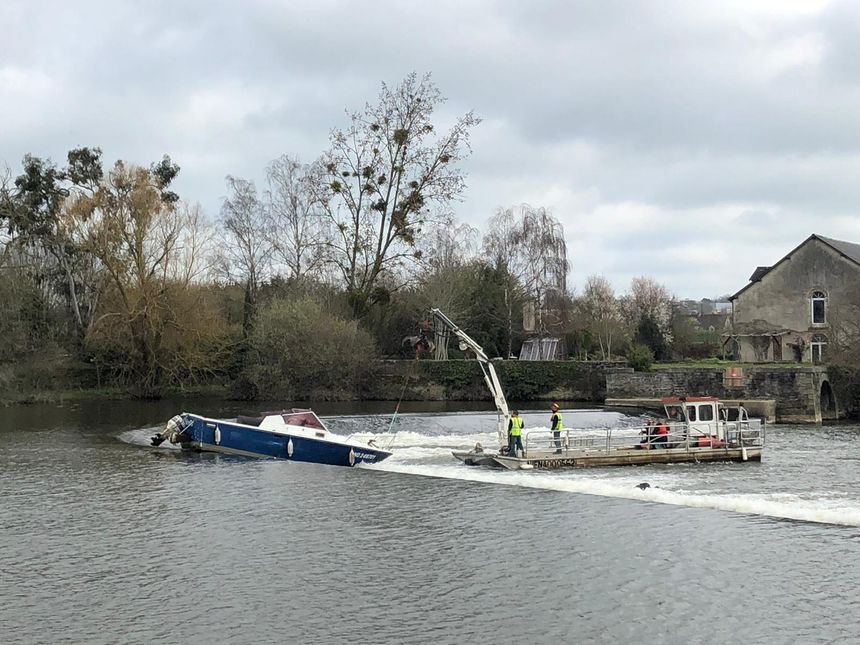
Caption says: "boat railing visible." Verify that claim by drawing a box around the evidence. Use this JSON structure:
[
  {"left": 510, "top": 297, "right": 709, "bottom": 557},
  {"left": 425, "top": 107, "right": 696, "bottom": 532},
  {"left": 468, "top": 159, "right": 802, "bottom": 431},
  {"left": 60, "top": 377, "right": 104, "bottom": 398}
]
[{"left": 521, "top": 420, "right": 764, "bottom": 457}]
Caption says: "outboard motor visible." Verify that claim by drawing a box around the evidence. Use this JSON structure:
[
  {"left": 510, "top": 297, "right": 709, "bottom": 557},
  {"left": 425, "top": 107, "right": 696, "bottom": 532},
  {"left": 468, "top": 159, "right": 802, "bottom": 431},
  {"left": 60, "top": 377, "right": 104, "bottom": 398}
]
[{"left": 151, "top": 414, "right": 192, "bottom": 447}]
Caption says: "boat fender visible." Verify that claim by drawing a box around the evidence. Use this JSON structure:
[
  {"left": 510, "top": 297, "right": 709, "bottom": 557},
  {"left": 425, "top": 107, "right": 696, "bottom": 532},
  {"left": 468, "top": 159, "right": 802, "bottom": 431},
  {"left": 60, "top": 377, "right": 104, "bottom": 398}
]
[
  {"left": 741, "top": 447, "right": 748, "bottom": 461},
  {"left": 287, "top": 438, "right": 294, "bottom": 457}
]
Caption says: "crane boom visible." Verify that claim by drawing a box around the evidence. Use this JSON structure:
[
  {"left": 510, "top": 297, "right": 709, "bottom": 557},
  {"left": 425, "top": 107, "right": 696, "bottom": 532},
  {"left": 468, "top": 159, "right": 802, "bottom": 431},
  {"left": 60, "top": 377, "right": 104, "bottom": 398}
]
[{"left": 430, "top": 308, "right": 510, "bottom": 449}]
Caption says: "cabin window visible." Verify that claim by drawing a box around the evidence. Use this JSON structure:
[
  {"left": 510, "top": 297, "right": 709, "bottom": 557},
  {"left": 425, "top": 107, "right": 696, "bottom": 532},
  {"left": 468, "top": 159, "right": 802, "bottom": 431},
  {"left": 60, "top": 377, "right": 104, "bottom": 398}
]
[
  {"left": 811, "top": 291, "right": 827, "bottom": 325},
  {"left": 698, "top": 405, "right": 714, "bottom": 421},
  {"left": 811, "top": 334, "right": 827, "bottom": 364},
  {"left": 686, "top": 406, "right": 697, "bottom": 421}
]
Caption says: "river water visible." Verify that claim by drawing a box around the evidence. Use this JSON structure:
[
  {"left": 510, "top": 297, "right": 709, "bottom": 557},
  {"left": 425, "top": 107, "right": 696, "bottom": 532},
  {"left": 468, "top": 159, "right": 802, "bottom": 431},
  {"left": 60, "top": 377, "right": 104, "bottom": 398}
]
[{"left": 1, "top": 399, "right": 858, "bottom": 644}]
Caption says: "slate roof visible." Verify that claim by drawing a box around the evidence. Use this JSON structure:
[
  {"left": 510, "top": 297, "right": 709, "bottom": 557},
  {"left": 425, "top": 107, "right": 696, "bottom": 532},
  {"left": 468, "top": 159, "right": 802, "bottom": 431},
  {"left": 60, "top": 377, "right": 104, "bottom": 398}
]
[
  {"left": 749, "top": 266, "right": 771, "bottom": 282},
  {"left": 815, "top": 235, "right": 860, "bottom": 265}
]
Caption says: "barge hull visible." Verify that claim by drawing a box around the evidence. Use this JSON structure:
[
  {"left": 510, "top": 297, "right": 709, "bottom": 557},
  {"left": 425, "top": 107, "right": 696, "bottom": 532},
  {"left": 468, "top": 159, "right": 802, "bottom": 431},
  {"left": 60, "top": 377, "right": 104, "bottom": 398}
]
[{"left": 455, "top": 447, "right": 763, "bottom": 470}]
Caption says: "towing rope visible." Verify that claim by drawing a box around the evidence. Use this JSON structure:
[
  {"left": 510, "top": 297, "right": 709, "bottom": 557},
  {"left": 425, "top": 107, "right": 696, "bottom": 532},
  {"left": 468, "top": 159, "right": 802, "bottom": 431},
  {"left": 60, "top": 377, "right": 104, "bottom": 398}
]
[{"left": 383, "top": 355, "right": 420, "bottom": 447}]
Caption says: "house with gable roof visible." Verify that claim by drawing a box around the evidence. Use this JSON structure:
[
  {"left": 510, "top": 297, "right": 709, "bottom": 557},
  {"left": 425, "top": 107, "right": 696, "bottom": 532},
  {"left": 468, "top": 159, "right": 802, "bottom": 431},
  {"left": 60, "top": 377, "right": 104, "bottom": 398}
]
[{"left": 726, "top": 234, "right": 860, "bottom": 364}]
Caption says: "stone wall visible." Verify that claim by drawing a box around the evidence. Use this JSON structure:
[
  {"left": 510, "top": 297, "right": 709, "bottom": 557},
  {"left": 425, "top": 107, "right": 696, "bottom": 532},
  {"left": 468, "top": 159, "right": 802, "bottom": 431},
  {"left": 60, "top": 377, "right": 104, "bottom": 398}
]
[
  {"left": 366, "top": 360, "right": 624, "bottom": 402},
  {"left": 367, "top": 361, "right": 843, "bottom": 423},
  {"left": 605, "top": 367, "right": 836, "bottom": 423},
  {"left": 731, "top": 237, "right": 860, "bottom": 363}
]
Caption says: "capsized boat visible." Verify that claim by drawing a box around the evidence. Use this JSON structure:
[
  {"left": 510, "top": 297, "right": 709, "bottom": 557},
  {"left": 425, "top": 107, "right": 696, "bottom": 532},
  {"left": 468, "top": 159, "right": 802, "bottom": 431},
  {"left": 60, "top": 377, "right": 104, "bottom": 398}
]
[
  {"left": 428, "top": 308, "right": 765, "bottom": 471},
  {"left": 150, "top": 409, "right": 393, "bottom": 467}
]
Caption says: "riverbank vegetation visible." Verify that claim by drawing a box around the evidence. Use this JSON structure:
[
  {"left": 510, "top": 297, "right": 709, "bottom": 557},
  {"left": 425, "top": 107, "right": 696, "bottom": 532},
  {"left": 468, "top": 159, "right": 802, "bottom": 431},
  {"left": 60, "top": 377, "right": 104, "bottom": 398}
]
[{"left": 4, "top": 73, "right": 850, "bottom": 404}]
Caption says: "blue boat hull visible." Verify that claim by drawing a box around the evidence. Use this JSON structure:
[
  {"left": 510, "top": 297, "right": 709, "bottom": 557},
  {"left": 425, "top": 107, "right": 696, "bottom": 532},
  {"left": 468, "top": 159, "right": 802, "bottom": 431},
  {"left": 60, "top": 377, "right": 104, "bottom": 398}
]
[{"left": 178, "top": 415, "right": 392, "bottom": 467}]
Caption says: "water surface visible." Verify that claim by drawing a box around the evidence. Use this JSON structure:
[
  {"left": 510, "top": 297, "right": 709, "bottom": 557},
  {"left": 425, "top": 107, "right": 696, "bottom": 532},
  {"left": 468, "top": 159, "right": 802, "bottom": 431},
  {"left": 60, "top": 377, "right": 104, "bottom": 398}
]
[{"left": 1, "top": 400, "right": 858, "bottom": 644}]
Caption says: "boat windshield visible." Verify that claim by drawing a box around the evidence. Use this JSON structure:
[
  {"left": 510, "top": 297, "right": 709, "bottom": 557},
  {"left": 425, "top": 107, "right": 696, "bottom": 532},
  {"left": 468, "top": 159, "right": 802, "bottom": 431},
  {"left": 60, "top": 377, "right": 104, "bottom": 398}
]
[
  {"left": 664, "top": 404, "right": 684, "bottom": 422},
  {"left": 280, "top": 410, "right": 326, "bottom": 430}
]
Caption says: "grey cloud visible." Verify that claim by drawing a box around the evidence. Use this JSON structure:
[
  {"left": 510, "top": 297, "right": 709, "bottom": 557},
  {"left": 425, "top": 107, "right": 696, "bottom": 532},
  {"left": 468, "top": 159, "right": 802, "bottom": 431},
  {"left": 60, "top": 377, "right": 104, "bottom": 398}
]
[{"left": 3, "top": 0, "right": 860, "bottom": 299}]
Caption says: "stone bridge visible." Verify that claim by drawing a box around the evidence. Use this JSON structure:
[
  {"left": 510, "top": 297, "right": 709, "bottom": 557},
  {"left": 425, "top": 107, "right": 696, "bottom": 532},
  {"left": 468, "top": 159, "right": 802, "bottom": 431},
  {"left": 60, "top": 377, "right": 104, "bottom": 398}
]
[{"left": 605, "top": 366, "right": 838, "bottom": 424}]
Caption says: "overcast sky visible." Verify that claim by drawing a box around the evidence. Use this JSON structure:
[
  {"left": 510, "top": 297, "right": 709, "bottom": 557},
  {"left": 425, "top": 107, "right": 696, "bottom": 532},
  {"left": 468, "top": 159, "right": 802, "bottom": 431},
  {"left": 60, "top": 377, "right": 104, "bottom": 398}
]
[{"left": 3, "top": 0, "right": 860, "bottom": 298}]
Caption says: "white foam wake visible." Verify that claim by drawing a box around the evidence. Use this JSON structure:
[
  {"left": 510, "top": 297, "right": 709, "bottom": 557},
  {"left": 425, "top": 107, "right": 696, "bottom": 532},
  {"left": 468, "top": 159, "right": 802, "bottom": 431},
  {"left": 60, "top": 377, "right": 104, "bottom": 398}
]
[
  {"left": 370, "top": 429, "right": 498, "bottom": 447},
  {"left": 118, "top": 427, "right": 183, "bottom": 450},
  {"left": 366, "top": 461, "right": 860, "bottom": 528}
]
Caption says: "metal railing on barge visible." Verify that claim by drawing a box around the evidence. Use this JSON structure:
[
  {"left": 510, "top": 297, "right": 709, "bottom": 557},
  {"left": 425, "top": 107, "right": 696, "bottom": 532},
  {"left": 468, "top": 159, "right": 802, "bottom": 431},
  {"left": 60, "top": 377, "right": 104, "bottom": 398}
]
[{"left": 518, "top": 421, "right": 765, "bottom": 458}]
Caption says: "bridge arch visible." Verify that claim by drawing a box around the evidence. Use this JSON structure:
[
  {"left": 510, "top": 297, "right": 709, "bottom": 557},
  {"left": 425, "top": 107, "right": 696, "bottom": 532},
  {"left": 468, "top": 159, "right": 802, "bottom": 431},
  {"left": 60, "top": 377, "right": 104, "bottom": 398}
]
[{"left": 819, "top": 378, "right": 837, "bottom": 421}]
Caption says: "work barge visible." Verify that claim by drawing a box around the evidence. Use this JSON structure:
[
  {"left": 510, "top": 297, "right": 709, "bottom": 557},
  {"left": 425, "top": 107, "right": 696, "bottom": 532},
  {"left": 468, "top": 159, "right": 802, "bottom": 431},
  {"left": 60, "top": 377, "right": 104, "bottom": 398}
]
[
  {"left": 453, "top": 396, "right": 765, "bottom": 470},
  {"left": 430, "top": 309, "right": 765, "bottom": 472}
]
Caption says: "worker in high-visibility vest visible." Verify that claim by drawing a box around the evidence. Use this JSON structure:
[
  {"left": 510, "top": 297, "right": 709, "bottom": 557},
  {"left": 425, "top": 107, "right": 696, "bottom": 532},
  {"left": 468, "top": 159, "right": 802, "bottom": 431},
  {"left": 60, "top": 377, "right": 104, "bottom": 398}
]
[
  {"left": 550, "top": 403, "right": 563, "bottom": 454},
  {"left": 508, "top": 410, "right": 524, "bottom": 458}
]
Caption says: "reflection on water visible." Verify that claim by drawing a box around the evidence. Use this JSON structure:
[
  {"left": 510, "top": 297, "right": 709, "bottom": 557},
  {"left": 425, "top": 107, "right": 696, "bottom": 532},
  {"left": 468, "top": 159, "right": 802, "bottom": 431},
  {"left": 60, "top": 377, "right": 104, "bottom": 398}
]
[{"left": 1, "top": 400, "right": 858, "bottom": 644}]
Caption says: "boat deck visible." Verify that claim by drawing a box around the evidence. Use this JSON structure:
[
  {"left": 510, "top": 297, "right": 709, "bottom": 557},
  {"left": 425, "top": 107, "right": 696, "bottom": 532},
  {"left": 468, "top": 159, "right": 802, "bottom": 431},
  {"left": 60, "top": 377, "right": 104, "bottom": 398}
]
[{"left": 453, "top": 420, "right": 765, "bottom": 470}]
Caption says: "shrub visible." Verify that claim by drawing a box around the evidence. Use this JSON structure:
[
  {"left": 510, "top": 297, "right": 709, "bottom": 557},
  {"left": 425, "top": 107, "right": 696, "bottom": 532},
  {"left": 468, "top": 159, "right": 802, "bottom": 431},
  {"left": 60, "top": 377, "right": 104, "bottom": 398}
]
[
  {"left": 244, "top": 298, "right": 377, "bottom": 399},
  {"left": 627, "top": 343, "right": 654, "bottom": 372}
]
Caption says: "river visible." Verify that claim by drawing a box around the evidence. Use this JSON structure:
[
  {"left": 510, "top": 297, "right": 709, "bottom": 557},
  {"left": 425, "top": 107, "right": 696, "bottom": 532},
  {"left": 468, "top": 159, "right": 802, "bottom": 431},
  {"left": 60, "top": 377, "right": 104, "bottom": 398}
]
[{"left": 1, "top": 399, "right": 858, "bottom": 644}]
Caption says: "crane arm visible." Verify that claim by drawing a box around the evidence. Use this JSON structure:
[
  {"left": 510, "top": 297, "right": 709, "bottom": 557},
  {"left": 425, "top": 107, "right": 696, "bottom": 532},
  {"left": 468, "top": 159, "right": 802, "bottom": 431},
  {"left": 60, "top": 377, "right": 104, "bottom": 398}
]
[{"left": 430, "top": 309, "right": 510, "bottom": 448}]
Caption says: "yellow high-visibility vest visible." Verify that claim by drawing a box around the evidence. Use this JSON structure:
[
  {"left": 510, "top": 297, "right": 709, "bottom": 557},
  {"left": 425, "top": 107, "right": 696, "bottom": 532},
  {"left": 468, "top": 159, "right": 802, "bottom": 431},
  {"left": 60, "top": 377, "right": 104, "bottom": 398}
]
[{"left": 510, "top": 416, "right": 524, "bottom": 437}]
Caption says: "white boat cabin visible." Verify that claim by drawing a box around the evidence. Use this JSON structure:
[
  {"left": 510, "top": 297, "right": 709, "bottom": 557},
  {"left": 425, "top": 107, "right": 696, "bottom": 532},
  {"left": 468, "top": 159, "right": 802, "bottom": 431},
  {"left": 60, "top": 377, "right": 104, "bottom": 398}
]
[
  {"left": 661, "top": 396, "right": 747, "bottom": 441},
  {"left": 238, "top": 409, "right": 329, "bottom": 439}
]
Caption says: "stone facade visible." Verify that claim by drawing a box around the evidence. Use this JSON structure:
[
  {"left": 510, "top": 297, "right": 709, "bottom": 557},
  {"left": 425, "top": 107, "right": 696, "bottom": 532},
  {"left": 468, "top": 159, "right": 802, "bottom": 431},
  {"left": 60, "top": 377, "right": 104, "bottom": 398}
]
[
  {"left": 728, "top": 235, "right": 860, "bottom": 364},
  {"left": 605, "top": 367, "right": 838, "bottom": 423}
]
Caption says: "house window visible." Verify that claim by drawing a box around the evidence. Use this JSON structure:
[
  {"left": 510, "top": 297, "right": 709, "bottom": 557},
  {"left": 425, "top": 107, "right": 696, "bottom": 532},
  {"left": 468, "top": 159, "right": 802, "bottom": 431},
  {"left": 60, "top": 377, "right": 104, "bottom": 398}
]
[
  {"left": 811, "top": 290, "right": 827, "bottom": 325},
  {"left": 811, "top": 334, "right": 827, "bottom": 364}
]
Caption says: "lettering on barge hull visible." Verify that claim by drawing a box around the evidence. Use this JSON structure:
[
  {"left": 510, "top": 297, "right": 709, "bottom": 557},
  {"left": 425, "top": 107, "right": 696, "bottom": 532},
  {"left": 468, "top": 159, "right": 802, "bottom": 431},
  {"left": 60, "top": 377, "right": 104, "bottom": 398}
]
[
  {"left": 531, "top": 459, "right": 569, "bottom": 469},
  {"left": 522, "top": 450, "right": 763, "bottom": 469}
]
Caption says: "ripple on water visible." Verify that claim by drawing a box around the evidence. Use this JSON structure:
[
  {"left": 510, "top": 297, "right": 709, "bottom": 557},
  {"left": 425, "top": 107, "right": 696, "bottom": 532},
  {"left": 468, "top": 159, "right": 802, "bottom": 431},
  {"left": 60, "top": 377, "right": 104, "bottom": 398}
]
[{"left": 1, "top": 407, "right": 858, "bottom": 644}]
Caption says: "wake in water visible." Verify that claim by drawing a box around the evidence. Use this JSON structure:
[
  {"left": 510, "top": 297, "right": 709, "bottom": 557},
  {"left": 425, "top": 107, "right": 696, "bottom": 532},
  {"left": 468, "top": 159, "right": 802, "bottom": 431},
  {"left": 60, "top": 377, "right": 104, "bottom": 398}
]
[
  {"left": 117, "top": 410, "right": 860, "bottom": 527},
  {"left": 345, "top": 411, "right": 860, "bottom": 528},
  {"left": 119, "top": 427, "right": 182, "bottom": 450}
]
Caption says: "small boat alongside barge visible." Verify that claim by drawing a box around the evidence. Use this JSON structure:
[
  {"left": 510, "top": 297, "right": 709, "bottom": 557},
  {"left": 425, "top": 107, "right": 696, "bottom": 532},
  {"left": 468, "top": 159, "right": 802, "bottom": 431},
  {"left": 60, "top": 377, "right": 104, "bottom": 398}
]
[{"left": 150, "top": 409, "right": 393, "bottom": 467}]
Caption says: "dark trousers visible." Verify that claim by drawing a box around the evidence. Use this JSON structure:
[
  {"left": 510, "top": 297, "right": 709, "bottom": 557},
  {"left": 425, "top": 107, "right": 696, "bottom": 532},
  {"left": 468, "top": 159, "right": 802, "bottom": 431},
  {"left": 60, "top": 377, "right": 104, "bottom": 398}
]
[
  {"left": 553, "top": 430, "right": 562, "bottom": 451},
  {"left": 510, "top": 435, "right": 523, "bottom": 457}
]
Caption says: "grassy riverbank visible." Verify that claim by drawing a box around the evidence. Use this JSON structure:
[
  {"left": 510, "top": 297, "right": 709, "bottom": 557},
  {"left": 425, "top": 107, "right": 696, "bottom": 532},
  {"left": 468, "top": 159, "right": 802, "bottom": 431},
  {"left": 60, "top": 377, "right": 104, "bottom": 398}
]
[{"left": 0, "top": 384, "right": 230, "bottom": 407}]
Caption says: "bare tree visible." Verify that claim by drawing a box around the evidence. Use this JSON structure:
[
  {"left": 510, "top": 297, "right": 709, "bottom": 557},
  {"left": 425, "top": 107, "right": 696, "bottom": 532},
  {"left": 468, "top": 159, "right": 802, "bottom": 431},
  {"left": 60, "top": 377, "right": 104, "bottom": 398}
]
[
  {"left": 264, "top": 155, "right": 327, "bottom": 281},
  {"left": 0, "top": 165, "right": 17, "bottom": 265},
  {"left": 517, "top": 205, "right": 569, "bottom": 338},
  {"left": 576, "top": 274, "right": 624, "bottom": 360},
  {"left": 317, "top": 72, "right": 480, "bottom": 316},
  {"left": 419, "top": 214, "right": 478, "bottom": 272},
  {"left": 617, "top": 276, "right": 675, "bottom": 359},
  {"left": 483, "top": 204, "right": 569, "bottom": 357},
  {"left": 619, "top": 276, "right": 675, "bottom": 339},
  {"left": 482, "top": 206, "right": 521, "bottom": 274},
  {"left": 219, "top": 176, "right": 272, "bottom": 292}
]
